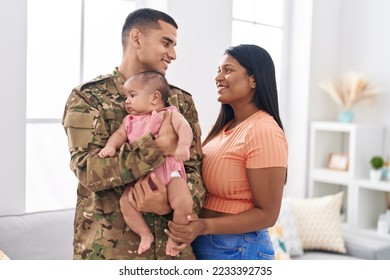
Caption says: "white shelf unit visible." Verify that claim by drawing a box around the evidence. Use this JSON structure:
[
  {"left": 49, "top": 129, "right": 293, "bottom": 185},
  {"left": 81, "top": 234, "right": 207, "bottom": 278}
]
[
  {"left": 352, "top": 179, "right": 390, "bottom": 238},
  {"left": 308, "top": 121, "right": 385, "bottom": 228}
]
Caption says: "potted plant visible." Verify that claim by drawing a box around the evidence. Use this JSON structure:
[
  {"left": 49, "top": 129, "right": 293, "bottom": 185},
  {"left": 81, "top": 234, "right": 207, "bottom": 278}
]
[{"left": 370, "top": 155, "right": 384, "bottom": 181}]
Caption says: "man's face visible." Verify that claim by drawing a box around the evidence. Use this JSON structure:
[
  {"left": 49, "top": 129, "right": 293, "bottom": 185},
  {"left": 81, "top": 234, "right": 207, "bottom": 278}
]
[{"left": 136, "top": 20, "right": 177, "bottom": 75}]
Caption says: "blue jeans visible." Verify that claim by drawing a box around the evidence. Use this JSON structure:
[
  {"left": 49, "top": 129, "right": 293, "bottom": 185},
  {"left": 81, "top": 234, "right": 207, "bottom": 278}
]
[{"left": 192, "top": 229, "right": 275, "bottom": 260}]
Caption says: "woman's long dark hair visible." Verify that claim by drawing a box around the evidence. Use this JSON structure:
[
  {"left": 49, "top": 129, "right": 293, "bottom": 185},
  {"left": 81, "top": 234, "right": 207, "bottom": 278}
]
[{"left": 203, "top": 44, "right": 284, "bottom": 146}]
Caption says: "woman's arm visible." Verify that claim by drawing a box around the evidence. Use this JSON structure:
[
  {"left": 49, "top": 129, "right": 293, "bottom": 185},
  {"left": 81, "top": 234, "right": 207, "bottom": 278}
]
[
  {"left": 166, "top": 166, "right": 287, "bottom": 245},
  {"left": 203, "top": 167, "right": 286, "bottom": 234}
]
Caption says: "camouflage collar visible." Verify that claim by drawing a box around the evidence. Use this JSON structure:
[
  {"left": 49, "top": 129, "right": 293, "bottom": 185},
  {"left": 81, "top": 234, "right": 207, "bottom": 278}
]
[{"left": 112, "top": 68, "right": 126, "bottom": 96}]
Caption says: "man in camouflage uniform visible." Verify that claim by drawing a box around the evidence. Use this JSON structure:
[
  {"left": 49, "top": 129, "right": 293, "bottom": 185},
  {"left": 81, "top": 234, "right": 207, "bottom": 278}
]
[{"left": 62, "top": 8, "right": 205, "bottom": 260}]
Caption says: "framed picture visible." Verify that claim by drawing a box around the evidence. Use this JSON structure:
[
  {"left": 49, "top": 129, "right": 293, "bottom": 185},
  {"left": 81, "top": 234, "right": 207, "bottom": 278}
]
[{"left": 327, "top": 153, "right": 349, "bottom": 171}]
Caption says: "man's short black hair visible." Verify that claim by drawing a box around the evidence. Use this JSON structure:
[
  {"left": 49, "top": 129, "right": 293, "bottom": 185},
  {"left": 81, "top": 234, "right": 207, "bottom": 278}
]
[{"left": 122, "top": 8, "right": 178, "bottom": 47}]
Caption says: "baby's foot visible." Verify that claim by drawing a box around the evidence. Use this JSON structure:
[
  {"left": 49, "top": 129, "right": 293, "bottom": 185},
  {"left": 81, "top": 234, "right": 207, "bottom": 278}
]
[
  {"left": 138, "top": 232, "right": 154, "bottom": 254},
  {"left": 166, "top": 237, "right": 180, "bottom": 256}
]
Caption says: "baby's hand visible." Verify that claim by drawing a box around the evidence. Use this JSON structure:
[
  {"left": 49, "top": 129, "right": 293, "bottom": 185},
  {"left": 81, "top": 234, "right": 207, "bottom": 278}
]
[
  {"left": 98, "top": 146, "right": 116, "bottom": 158},
  {"left": 174, "top": 145, "right": 190, "bottom": 162}
]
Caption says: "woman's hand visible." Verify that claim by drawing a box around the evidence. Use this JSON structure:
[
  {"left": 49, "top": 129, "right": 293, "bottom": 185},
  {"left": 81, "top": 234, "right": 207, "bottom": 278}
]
[
  {"left": 127, "top": 173, "right": 172, "bottom": 215},
  {"left": 164, "top": 213, "right": 204, "bottom": 251}
]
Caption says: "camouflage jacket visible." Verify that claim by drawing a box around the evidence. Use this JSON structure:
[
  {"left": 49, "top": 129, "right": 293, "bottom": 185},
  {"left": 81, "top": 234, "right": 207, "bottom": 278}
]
[{"left": 62, "top": 69, "right": 205, "bottom": 260}]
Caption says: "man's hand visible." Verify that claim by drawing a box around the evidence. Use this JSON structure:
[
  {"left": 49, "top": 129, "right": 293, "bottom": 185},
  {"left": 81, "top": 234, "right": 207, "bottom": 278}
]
[
  {"left": 155, "top": 111, "right": 178, "bottom": 156},
  {"left": 127, "top": 173, "right": 172, "bottom": 215}
]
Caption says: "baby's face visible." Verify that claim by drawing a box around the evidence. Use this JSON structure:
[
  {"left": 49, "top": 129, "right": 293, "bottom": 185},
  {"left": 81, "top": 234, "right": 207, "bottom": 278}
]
[{"left": 123, "top": 77, "right": 156, "bottom": 115}]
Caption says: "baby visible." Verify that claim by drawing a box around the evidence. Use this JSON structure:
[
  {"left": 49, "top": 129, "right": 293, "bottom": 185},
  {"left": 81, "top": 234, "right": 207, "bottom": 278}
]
[{"left": 99, "top": 70, "right": 193, "bottom": 256}]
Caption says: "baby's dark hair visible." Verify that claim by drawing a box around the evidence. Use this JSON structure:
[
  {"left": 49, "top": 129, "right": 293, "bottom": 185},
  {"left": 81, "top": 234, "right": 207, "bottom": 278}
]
[{"left": 134, "top": 70, "right": 170, "bottom": 105}]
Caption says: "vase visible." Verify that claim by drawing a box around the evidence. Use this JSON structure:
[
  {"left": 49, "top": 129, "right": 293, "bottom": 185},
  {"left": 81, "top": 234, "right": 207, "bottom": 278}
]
[
  {"left": 370, "top": 169, "right": 382, "bottom": 182},
  {"left": 377, "top": 214, "right": 389, "bottom": 234},
  {"left": 338, "top": 110, "right": 354, "bottom": 123}
]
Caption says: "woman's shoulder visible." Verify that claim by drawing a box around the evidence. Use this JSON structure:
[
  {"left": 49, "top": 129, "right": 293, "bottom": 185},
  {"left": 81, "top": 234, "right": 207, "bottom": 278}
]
[
  {"left": 247, "top": 111, "right": 284, "bottom": 136},
  {"left": 247, "top": 111, "right": 274, "bottom": 126}
]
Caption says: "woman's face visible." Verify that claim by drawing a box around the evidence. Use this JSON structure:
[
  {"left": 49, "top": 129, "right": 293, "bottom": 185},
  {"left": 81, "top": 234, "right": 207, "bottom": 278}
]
[{"left": 215, "top": 54, "right": 255, "bottom": 106}]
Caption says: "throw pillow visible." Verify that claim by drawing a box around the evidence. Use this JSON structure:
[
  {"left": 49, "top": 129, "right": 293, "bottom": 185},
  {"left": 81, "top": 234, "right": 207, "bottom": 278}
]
[
  {"left": 277, "top": 197, "right": 304, "bottom": 257},
  {"left": 292, "top": 191, "right": 347, "bottom": 254},
  {"left": 269, "top": 223, "right": 291, "bottom": 260},
  {"left": 0, "top": 250, "right": 10, "bottom": 260}
]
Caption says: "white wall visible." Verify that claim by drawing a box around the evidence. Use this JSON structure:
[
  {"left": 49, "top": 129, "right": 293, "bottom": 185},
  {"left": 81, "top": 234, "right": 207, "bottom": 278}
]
[
  {"left": 308, "top": 0, "right": 390, "bottom": 126},
  {"left": 166, "top": 0, "right": 232, "bottom": 136},
  {"left": 288, "top": 0, "right": 390, "bottom": 198},
  {"left": 309, "top": 0, "right": 390, "bottom": 158},
  {"left": 0, "top": 0, "right": 27, "bottom": 214},
  {"left": 337, "top": 0, "right": 390, "bottom": 157}
]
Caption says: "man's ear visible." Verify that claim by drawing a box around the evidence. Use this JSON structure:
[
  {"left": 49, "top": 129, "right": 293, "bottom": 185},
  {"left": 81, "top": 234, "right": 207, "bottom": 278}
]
[
  {"left": 129, "top": 29, "right": 141, "bottom": 48},
  {"left": 151, "top": 91, "right": 162, "bottom": 105}
]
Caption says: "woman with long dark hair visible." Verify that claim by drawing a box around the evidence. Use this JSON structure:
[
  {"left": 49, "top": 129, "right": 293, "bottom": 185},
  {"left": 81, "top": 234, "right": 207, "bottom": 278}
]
[{"left": 166, "top": 44, "right": 288, "bottom": 260}]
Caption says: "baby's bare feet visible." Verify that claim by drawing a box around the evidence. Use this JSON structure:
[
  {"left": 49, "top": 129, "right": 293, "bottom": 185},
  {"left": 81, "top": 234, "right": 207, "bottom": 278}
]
[
  {"left": 166, "top": 237, "right": 180, "bottom": 256},
  {"left": 138, "top": 232, "right": 154, "bottom": 254}
]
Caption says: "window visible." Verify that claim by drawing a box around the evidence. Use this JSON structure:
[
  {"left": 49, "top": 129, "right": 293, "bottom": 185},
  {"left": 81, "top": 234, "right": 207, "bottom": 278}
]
[
  {"left": 231, "top": 0, "right": 285, "bottom": 84},
  {"left": 26, "top": 0, "right": 138, "bottom": 212}
]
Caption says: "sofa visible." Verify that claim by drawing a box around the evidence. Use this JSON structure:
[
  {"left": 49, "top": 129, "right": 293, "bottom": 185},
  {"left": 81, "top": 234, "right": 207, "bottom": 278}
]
[
  {"left": 0, "top": 208, "right": 74, "bottom": 260},
  {"left": 293, "top": 227, "right": 390, "bottom": 260},
  {"left": 0, "top": 207, "right": 389, "bottom": 260},
  {"left": 269, "top": 193, "right": 390, "bottom": 260}
]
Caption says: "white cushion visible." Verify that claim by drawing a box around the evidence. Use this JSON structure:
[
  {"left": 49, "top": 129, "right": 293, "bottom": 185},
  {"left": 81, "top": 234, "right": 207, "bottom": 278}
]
[
  {"left": 269, "top": 223, "right": 291, "bottom": 260},
  {"left": 0, "top": 250, "right": 10, "bottom": 260},
  {"left": 292, "top": 192, "right": 346, "bottom": 254},
  {"left": 277, "top": 197, "right": 304, "bottom": 257}
]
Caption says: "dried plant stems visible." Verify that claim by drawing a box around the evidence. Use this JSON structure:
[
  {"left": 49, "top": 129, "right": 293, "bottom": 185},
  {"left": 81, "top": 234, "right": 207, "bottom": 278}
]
[{"left": 319, "top": 72, "right": 383, "bottom": 110}]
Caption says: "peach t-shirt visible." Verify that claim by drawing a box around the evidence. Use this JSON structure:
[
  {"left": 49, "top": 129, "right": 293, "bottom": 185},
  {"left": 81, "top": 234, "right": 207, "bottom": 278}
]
[{"left": 202, "top": 110, "right": 288, "bottom": 214}]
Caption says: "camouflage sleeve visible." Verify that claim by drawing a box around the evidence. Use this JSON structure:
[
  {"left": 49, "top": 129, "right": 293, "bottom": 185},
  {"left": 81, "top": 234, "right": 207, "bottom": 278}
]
[
  {"left": 172, "top": 90, "right": 206, "bottom": 214},
  {"left": 62, "top": 89, "right": 165, "bottom": 193}
]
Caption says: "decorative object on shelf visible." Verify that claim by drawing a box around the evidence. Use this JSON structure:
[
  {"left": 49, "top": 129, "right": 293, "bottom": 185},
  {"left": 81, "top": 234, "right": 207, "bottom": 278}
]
[
  {"left": 338, "top": 110, "right": 354, "bottom": 123},
  {"left": 377, "top": 213, "right": 389, "bottom": 235},
  {"left": 369, "top": 155, "right": 384, "bottom": 182},
  {"left": 386, "top": 192, "right": 390, "bottom": 209},
  {"left": 327, "top": 153, "right": 349, "bottom": 171},
  {"left": 383, "top": 156, "right": 390, "bottom": 180},
  {"left": 318, "top": 71, "right": 383, "bottom": 123},
  {"left": 386, "top": 209, "right": 390, "bottom": 223}
]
